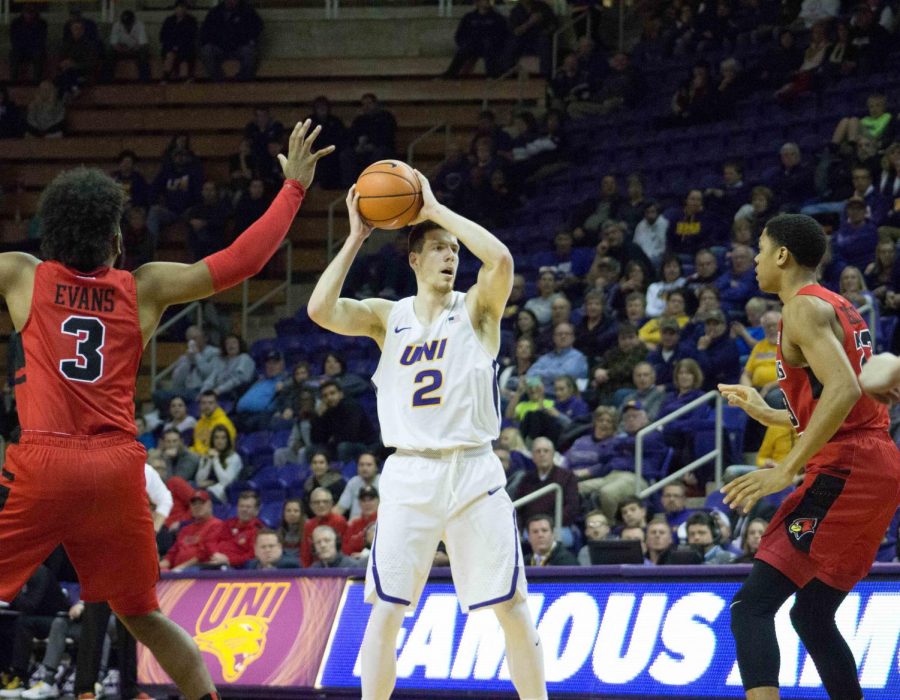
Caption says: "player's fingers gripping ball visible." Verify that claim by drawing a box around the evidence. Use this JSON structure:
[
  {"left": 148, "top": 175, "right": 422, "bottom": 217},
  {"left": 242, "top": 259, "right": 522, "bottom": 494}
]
[{"left": 355, "top": 160, "right": 423, "bottom": 230}]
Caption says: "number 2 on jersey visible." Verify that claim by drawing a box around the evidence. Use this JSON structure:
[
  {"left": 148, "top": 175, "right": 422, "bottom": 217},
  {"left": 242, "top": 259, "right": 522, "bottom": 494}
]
[
  {"left": 412, "top": 369, "right": 443, "bottom": 407},
  {"left": 59, "top": 315, "right": 105, "bottom": 383}
]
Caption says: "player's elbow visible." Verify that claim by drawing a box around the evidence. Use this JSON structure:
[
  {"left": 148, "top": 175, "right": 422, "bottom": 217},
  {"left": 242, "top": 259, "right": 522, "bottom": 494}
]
[
  {"left": 307, "top": 297, "right": 329, "bottom": 325},
  {"left": 495, "top": 246, "right": 514, "bottom": 273}
]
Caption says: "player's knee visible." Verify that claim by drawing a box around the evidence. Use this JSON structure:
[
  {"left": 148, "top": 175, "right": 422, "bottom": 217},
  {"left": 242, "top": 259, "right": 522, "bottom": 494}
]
[{"left": 789, "top": 599, "right": 817, "bottom": 638}]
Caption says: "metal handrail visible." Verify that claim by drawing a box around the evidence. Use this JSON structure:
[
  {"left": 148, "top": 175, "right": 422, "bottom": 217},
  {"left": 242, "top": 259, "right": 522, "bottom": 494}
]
[
  {"left": 149, "top": 302, "right": 203, "bottom": 392},
  {"left": 551, "top": 11, "right": 590, "bottom": 76},
  {"left": 635, "top": 390, "right": 724, "bottom": 500},
  {"left": 406, "top": 122, "right": 451, "bottom": 168},
  {"left": 512, "top": 482, "right": 564, "bottom": 540},
  {"left": 326, "top": 191, "right": 346, "bottom": 261},
  {"left": 241, "top": 239, "right": 292, "bottom": 339}
]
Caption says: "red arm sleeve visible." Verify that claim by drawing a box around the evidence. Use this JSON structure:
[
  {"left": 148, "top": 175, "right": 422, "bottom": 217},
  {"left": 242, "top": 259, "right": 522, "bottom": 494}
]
[{"left": 203, "top": 179, "right": 305, "bottom": 292}]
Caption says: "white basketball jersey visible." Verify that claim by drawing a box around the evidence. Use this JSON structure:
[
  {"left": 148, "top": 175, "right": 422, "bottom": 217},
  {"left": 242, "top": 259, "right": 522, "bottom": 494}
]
[{"left": 372, "top": 291, "right": 501, "bottom": 450}]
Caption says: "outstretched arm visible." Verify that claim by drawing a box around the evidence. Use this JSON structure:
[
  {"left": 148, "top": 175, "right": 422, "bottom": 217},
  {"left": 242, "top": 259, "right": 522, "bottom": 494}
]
[
  {"left": 859, "top": 352, "right": 900, "bottom": 403},
  {"left": 134, "top": 120, "right": 334, "bottom": 342},
  {"left": 410, "top": 170, "right": 514, "bottom": 328},
  {"left": 307, "top": 187, "right": 393, "bottom": 347}
]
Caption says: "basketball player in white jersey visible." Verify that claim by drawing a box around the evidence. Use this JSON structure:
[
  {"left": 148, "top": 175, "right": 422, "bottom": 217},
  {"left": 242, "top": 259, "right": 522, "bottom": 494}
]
[{"left": 308, "top": 173, "right": 547, "bottom": 700}]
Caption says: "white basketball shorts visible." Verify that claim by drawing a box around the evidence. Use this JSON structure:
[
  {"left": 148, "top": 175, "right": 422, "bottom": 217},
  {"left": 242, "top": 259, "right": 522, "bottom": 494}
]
[{"left": 364, "top": 443, "right": 528, "bottom": 613}]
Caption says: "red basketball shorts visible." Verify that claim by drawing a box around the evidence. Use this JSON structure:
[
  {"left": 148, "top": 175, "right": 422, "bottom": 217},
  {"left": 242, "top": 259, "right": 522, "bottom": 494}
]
[
  {"left": 756, "top": 429, "right": 900, "bottom": 591},
  {"left": 0, "top": 432, "right": 159, "bottom": 615}
]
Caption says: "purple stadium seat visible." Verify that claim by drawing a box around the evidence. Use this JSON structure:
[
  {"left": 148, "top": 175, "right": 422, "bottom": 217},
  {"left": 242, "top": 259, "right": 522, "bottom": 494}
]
[{"left": 259, "top": 502, "right": 283, "bottom": 528}]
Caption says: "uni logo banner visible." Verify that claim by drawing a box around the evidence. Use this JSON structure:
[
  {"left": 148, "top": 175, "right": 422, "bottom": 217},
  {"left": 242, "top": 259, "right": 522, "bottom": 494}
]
[{"left": 193, "top": 582, "right": 290, "bottom": 681}]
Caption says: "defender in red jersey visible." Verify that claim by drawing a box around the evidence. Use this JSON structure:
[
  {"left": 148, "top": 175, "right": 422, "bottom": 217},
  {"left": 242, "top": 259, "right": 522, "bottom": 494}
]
[
  {"left": 0, "top": 120, "right": 333, "bottom": 700},
  {"left": 719, "top": 214, "right": 900, "bottom": 700}
]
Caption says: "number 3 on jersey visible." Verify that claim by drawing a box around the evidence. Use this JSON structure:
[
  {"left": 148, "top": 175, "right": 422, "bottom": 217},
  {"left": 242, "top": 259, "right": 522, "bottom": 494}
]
[
  {"left": 412, "top": 369, "right": 443, "bottom": 407},
  {"left": 854, "top": 328, "right": 873, "bottom": 371},
  {"left": 59, "top": 315, "right": 105, "bottom": 383}
]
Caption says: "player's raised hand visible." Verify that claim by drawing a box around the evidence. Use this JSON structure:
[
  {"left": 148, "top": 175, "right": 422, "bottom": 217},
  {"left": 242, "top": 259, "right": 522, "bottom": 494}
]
[
  {"left": 409, "top": 169, "right": 441, "bottom": 224},
  {"left": 278, "top": 119, "right": 336, "bottom": 189},
  {"left": 718, "top": 383, "right": 770, "bottom": 422},
  {"left": 721, "top": 464, "right": 793, "bottom": 512},
  {"left": 859, "top": 353, "right": 900, "bottom": 403},
  {"left": 346, "top": 186, "right": 374, "bottom": 242}
]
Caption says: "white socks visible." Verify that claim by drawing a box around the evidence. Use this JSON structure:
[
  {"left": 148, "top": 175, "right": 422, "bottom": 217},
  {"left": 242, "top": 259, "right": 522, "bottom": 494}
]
[{"left": 494, "top": 598, "right": 548, "bottom": 700}]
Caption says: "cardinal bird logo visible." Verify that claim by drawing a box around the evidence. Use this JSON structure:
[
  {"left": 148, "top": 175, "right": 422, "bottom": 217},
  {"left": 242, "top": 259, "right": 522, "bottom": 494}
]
[{"left": 788, "top": 517, "right": 818, "bottom": 540}]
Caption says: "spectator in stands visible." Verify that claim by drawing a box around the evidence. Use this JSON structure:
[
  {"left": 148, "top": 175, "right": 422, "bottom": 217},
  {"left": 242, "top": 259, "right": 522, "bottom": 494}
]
[
  {"left": 502, "top": 0, "right": 557, "bottom": 77},
  {"left": 821, "top": 20, "right": 858, "bottom": 81},
  {"left": 199, "top": 0, "right": 262, "bottom": 81},
  {"left": 601, "top": 221, "right": 654, "bottom": 283},
  {"left": 343, "top": 486, "right": 379, "bottom": 556},
  {"left": 714, "top": 57, "right": 745, "bottom": 120},
  {"left": 185, "top": 180, "right": 232, "bottom": 260},
  {"left": 750, "top": 28, "right": 802, "bottom": 90},
  {"left": 523, "top": 269, "right": 561, "bottom": 328},
  {"left": 764, "top": 142, "right": 815, "bottom": 211},
  {"left": 849, "top": 3, "right": 891, "bottom": 74},
  {"left": 311, "top": 525, "right": 362, "bottom": 568},
  {"left": 552, "top": 375, "right": 590, "bottom": 421},
  {"left": 667, "top": 189, "right": 719, "bottom": 257},
  {"left": 685, "top": 249, "right": 720, "bottom": 298},
  {"left": 234, "top": 350, "right": 289, "bottom": 431},
  {"left": 576, "top": 510, "right": 611, "bottom": 565},
  {"left": 705, "top": 160, "right": 749, "bottom": 223},
  {"left": 159, "top": 490, "right": 225, "bottom": 571},
  {"left": 321, "top": 352, "right": 369, "bottom": 398},
  {"left": 526, "top": 322, "right": 588, "bottom": 390},
  {"left": 865, "top": 239, "right": 900, "bottom": 307},
  {"left": 832, "top": 197, "right": 881, "bottom": 272},
  {"left": 103, "top": 9, "right": 151, "bottom": 82},
  {"left": 661, "top": 480, "right": 693, "bottom": 541},
  {"left": 506, "top": 376, "right": 555, "bottom": 436},
  {"left": 301, "top": 488, "right": 348, "bottom": 567},
  {"left": 774, "top": 19, "right": 830, "bottom": 103},
  {"left": 229, "top": 139, "right": 260, "bottom": 198},
  {"left": 25, "top": 80, "right": 65, "bottom": 138},
  {"left": 657, "top": 60, "right": 719, "bottom": 128},
  {"left": 0, "top": 564, "right": 70, "bottom": 697},
  {"left": 500, "top": 337, "right": 537, "bottom": 406},
  {"left": 616, "top": 496, "right": 648, "bottom": 531},
  {"left": 646, "top": 517, "right": 674, "bottom": 564},
  {"left": 588, "top": 322, "right": 649, "bottom": 405},
  {"left": 303, "top": 450, "right": 347, "bottom": 515},
  {"left": 525, "top": 514, "right": 578, "bottom": 565},
  {"left": 564, "top": 405, "right": 617, "bottom": 476},
  {"left": 734, "top": 517, "right": 768, "bottom": 563},
  {"left": 164, "top": 396, "right": 197, "bottom": 440},
  {"left": 334, "top": 452, "right": 381, "bottom": 520},
  {"left": 272, "top": 361, "right": 317, "bottom": 420},
  {"left": 195, "top": 425, "right": 243, "bottom": 502},
  {"left": 310, "top": 380, "right": 377, "bottom": 462},
  {"left": 340, "top": 93, "right": 398, "bottom": 185},
  {"left": 469, "top": 109, "right": 513, "bottom": 159},
  {"left": 192, "top": 389, "right": 237, "bottom": 454},
  {"left": 0, "top": 88, "right": 25, "bottom": 139},
  {"left": 234, "top": 178, "right": 273, "bottom": 234},
  {"left": 244, "top": 106, "right": 284, "bottom": 160},
  {"left": 877, "top": 144, "right": 900, "bottom": 232},
  {"left": 515, "top": 437, "right": 580, "bottom": 547},
  {"left": 148, "top": 146, "right": 204, "bottom": 244},
  {"left": 569, "top": 174, "right": 621, "bottom": 247},
  {"left": 633, "top": 201, "right": 669, "bottom": 271},
  {"left": 569, "top": 51, "right": 643, "bottom": 120},
  {"left": 621, "top": 526, "right": 648, "bottom": 559},
  {"left": 136, "top": 415, "right": 156, "bottom": 450},
  {"left": 307, "top": 96, "right": 347, "bottom": 190},
  {"left": 573, "top": 290, "right": 618, "bottom": 360},
  {"left": 734, "top": 185, "right": 777, "bottom": 241},
  {"left": 111, "top": 150, "right": 150, "bottom": 209},
  {"left": 205, "top": 490, "right": 264, "bottom": 568},
  {"left": 740, "top": 310, "right": 781, "bottom": 400},
  {"left": 120, "top": 205, "right": 155, "bottom": 269},
  {"left": 153, "top": 325, "right": 221, "bottom": 411},
  {"left": 9, "top": 5, "right": 47, "bottom": 84},
  {"left": 619, "top": 362, "right": 666, "bottom": 420},
  {"left": 57, "top": 17, "right": 101, "bottom": 96},
  {"left": 550, "top": 51, "right": 593, "bottom": 112},
  {"left": 160, "top": 0, "right": 198, "bottom": 83},
  {"left": 273, "top": 388, "right": 317, "bottom": 465},
  {"left": 840, "top": 266, "right": 877, "bottom": 312},
  {"left": 639, "top": 289, "right": 690, "bottom": 348},
  {"left": 694, "top": 309, "right": 741, "bottom": 389},
  {"left": 277, "top": 499, "right": 304, "bottom": 555},
  {"left": 715, "top": 244, "right": 759, "bottom": 313},
  {"left": 647, "top": 318, "right": 690, "bottom": 389},
  {"left": 247, "top": 529, "right": 300, "bottom": 569},
  {"left": 685, "top": 511, "right": 734, "bottom": 563},
  {"left": 617, "top": 174, "right": 650, "bottom": 235},
  {"left": 161, "top": 427, "right": 200, "bottom": 481},
  {"left": 646, "top": 255, "right": 687, "bottom": 317},
  {"left": 444, "top": 0, "right": 508, "bottom": 79},
  {"left": 200, "top": 333, "right": 255, "bottom": 402},
  {"left": 832, "top": 93, "right": 895, "bottom": 152}
]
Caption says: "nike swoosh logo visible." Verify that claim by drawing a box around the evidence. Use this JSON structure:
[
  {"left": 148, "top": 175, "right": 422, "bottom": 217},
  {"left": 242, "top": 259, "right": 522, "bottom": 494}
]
[
  {"left": 394, "top": 326, "right": 411, "bottom": 333},
  {"left": 487, "top": 486, "right": 502, "bottom": 496}
]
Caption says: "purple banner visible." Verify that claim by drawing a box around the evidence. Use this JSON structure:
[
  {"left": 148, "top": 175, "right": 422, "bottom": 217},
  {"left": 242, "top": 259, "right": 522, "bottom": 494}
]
[{"left": 138, "top": 574, "right": 346, "bottom": 687}]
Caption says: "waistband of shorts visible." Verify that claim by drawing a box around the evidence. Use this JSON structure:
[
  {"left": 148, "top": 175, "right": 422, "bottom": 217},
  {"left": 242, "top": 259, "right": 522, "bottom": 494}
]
[
  {"left": 394, "top": 444, "right": 493, "bottom": 461},
  {"left": 18, "top": 430, "right": 138, "bottom": 449}
]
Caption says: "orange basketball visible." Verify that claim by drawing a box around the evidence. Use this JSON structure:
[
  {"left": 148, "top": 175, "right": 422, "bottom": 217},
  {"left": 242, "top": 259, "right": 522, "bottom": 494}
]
[{"left": 355, "top": 160, "right": 423, "bottom": 230}]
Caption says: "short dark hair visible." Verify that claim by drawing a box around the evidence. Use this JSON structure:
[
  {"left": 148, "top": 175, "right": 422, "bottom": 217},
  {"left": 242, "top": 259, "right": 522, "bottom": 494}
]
[
  {"left": 319, "top": 379, "right": 341, "bottom": 395},
  {"left": 162, "top": 427, "right": 182, "bottom": 440},
  {"left": 256, "top": 528, "right": 282, "bottom": 543},
  {"left": 527, "top": 513, "right": 554, "bottom": 530},
  {"left": 220, "top": 333, "right": 247, "bottom": 355},
  {"left": 199, "top": 390, "right": 218, "bottom": 400},
  {"left": 117, "top": 149, "right": 138, "bottom": 163},
  {"left": 39, "top": 168, "right": 125, "bottom": 272},
  {"left": 616, "top": 496, "right": 644, "bottom": 522},
  {"left": 763, "top": 214, "right": 826, "bottom": 269},
  {"left": 408, "top": 221, "right": 442, "bottom": 253},
  {"left": 238, "top": 490, "right": 260, "bottom": 507}
]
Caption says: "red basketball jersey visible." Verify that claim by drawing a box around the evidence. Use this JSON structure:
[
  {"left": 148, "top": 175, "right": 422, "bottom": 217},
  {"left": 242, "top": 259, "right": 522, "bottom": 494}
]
[
  {"left": 776, "top": 284, "right": 888, "bottom": 435},
  {"left": 16, "top": 261, "right": 142, "bottom": 436}
]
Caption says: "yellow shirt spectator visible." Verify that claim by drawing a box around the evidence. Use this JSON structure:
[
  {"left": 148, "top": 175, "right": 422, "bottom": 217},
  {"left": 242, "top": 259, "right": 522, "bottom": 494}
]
[
  {"left": 192, "top": 406, "right": 237, "bottom": 454},
  {"left": 756, "top": 424, "right": 796, "bottom": 466},
  {"left": 743, "top": 337, "right": 778, "bottom": 387},
  {"left": 639, "top": 314, "right": 689, "bottom": 346}
]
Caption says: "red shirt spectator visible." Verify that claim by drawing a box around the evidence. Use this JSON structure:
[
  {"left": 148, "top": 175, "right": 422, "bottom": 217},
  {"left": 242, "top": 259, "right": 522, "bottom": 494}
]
[
  {"left": 159, "top": 490, "right": 225, "bottom": 570},
  {"left": 301, "top": 486, "right": 347, "bottom": 566},
  {"left": 210, "top": 491, "right": 265, "bottom": 568},
  {"left": 343, "top": 485, "right": 378, "bottom": 555}
]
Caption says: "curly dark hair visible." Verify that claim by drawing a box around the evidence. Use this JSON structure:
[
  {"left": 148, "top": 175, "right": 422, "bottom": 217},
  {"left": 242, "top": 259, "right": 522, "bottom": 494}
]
[
  {"left": 39, "top": 168, "right": 124, "bottom": 272},
  {"left": 763, "top": 214, "right": 826, "bottom": 269}
]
